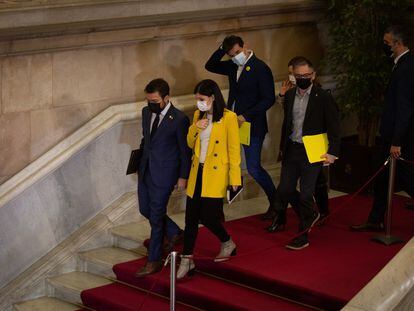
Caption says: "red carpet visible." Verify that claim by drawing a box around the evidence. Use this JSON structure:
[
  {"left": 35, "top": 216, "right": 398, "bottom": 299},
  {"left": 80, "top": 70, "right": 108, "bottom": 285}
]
[
  {"left": 80, "top": 283, "right": 195, "bottom": 310},
  {"left": 81, "top": 194, "right": 414, "bottom": 310}
]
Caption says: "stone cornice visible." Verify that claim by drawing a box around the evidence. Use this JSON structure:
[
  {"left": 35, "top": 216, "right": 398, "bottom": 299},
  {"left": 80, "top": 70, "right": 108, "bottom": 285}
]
[{"left": 0, "top": 1, "right": 324, "bottom": 56}]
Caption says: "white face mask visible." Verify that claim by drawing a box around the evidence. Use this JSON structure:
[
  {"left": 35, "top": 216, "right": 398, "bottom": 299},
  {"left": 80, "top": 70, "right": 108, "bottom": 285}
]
[
  {"left": 288, "top": 74, "right": 296, "bottom": 84},
  {"left": 232, "top": 51, "right": 247, "bottom": 66},
  {"left": 197, "top": 100, "right": 210, "bottom": 112}
]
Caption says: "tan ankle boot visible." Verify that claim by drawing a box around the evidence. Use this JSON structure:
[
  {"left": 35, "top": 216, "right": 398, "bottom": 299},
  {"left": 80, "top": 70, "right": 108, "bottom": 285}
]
[
  {"left": 177, "top": 255, "right": 195, "bottom": 279},
  {"left": 214, "top": 238, "right": 237, "bottom": 262}
]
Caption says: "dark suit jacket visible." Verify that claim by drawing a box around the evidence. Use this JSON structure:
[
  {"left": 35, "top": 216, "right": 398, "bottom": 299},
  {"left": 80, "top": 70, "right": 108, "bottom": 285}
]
[
  {"left": 379, "top": 52, "right": 414, "bottom": 158},
  {"left": 138, "top": 104, "right": 191, "bottom": 188},
  {"left": 280, "top": 86, "right": 341, "bottom": 159},
  {"left": 205, "top": 48, "right": 276, "bottom": 138}
]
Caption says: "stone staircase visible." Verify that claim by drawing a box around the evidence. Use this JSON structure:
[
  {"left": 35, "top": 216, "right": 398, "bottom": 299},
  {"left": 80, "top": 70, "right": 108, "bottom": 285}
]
[{"left": 13, "top": 195, "right": 271, "bottom": 310}]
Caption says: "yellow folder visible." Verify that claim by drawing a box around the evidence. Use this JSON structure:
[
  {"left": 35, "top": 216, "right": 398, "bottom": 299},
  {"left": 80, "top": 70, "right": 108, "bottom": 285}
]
[
  {"left": 239, "top": 122, "right": 251, "bottom": 146},
  {"left": 302, "top": 133, "right": 328, "bottom": 163}
]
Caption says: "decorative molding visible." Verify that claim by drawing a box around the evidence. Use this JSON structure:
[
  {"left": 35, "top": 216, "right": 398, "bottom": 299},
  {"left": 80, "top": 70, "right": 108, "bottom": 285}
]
[{"left": 0, "top": 1, "right": 324, "bottom": 56}]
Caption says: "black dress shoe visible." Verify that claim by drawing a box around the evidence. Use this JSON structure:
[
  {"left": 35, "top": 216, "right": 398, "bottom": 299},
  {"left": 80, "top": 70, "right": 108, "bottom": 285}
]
[
  {"left": 261, "top": 206, "right": 277, "bottom": 220},
  {"left": 267, "top": 211, "right": 286, "bottom": 232},
  {"left": 286, "top": 235, "right": 309, "bottom": 250},
  {"left": 135, "top": 261, "right": 163, "bottom": 277},
  {"left": 350, "top": 222, "right": 384, "bottom": 232},
  {"left": 405, "top": 199, "right": 414, "bottom": 210}
]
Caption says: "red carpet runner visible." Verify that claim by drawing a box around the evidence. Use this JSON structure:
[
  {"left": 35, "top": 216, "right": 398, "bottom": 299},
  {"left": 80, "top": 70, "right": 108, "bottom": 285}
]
[{"left": 81, "top": 195, "right": 414, "bottom": 310}]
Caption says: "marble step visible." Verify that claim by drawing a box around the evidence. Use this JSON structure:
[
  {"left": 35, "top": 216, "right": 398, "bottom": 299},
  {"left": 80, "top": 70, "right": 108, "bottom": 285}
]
[
  {"left": 47, "top": 271, "right": 112, "bottom": 305},
  {"left": 13, "top": 297, "right": 79, "bottom": 311},
  {"left": 78, "top": 246, "right": 144, "bottom": 277},
  {"left": 110, "top": 221, "right": 151, "bottom": 249}
]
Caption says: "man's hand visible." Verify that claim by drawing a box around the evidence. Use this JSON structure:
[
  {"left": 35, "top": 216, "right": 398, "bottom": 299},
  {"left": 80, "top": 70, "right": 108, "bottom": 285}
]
[
  {"left": 176, "top": 178, "right": 187, "bottom": 191},
  {"left": 390, "top": 146, "right": 401, "bottom": 159},
  {"left": 280, "top": 80, "right": 294, "bottom": 97},
  {"left": 237, "top": 115, "right": 246, "bottom": 127},
  {"left": 196, "top": 119, "right": 209, "bottom": 130},
  {"left": 231, "top": 185, "right": 238, "bottom": 191},
  {"left": 321, "top": 153, "right": 338, "bottom": 165}
]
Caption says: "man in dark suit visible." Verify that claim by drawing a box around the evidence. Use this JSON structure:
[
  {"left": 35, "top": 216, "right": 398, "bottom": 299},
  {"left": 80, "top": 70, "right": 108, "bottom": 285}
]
[
  {"left": 277, "top": 57, "right": 340, "bottom": 250},
  {"left": 135, "top": 79, "right": 191, "bottom": 276},
  {"left": 351, "top": 25, "right": 414, "bottom": 232},
  {"left": 205, "top": 35, "right": 277, "bottom": 215}
]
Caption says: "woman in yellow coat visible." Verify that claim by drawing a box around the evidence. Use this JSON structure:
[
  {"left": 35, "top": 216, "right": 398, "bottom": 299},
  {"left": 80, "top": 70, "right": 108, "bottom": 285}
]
[{"left": 177, "top": 79, "right": 242, "bottom": 279}]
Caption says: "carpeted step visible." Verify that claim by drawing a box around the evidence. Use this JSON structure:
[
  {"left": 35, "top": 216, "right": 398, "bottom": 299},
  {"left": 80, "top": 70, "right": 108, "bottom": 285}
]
[
  {"left": 81, "top": 282, "right": 197, "bottom": 311},
  {"left": 114, "top": 258, "right": 312, "bottom": 311},
  {"left": 190, "top": 195, "right": 413, "bottom": 310},
  {"left": 13, "top": 297, "right": 80, "bottom": 311}
]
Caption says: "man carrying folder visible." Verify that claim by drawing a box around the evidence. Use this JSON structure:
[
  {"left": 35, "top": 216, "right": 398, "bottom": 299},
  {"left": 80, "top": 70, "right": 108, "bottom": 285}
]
[
  {"left": 278, "top": 57, "right": 340, "bottom": 250},
  {"left": 135, "top": 79, "right": 191, "bottom": 276},
  {"left": 205, "top": 35, "right": 277, "bottom": 215}
]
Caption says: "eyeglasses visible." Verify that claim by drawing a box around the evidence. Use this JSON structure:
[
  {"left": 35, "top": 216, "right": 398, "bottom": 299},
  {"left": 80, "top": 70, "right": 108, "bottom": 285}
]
[{"left": 294, "top": 72, "right": 314, "bottom": 79}]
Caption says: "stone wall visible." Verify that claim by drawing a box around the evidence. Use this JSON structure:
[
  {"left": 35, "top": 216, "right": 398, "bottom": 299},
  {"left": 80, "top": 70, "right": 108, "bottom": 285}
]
[{"left": 0, "top": 0, "right": 324, "bottom": 184}]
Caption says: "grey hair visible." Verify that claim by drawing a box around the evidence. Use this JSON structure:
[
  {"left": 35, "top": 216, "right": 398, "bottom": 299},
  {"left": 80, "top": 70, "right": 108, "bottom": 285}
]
[{"left": 385, "top": 25, "right": 409, "bottom": 46}]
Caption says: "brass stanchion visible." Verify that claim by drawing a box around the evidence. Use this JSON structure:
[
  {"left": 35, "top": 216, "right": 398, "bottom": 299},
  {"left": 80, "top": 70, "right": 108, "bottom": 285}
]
[{"left": 372, "top": 157, "right": 404, "bottom": 245}]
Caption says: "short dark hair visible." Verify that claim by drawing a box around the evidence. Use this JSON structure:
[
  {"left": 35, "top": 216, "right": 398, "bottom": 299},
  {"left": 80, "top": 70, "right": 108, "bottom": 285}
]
[
  {"left": 222, "top": 35, "right": 244, "bottom": 53},
  {"left": 194, "top": 79, "right": 225, "bottom": 122},
  {"left": 385, "top": 25, "right": 409, "bottom": 46},
  {"left": 291, "top": 56, "right": 314, "bottom": 70},
  {"left": 288, "top": 56, "right": 305, "bottom": 67},
  {"left": 144, "top": 78, "right": 170, "bottom": 98}
]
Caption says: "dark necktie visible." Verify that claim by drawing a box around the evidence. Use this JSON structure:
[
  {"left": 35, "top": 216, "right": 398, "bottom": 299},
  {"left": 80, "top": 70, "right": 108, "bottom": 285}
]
[{"left": 150, "top": 113, "right": 160, "bottom": 140}]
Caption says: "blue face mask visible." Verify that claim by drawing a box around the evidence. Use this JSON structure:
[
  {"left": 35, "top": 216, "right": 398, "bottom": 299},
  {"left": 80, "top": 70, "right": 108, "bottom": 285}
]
[{"left": 232, "top": 51, "right": 247, "bottom": 66}]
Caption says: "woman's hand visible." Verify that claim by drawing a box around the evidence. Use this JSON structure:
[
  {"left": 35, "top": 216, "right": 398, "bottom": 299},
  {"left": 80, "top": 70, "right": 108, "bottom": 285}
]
[{"left": 196, "top": 119, "right": 209, "bottom": 130}]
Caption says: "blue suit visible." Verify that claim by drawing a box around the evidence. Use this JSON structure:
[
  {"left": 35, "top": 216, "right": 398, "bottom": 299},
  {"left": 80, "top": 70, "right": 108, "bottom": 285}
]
[
  {"left": 205, "top": 48, "right": 277, "bottom": 202},
  {"left": 138, "top": 104, "right": 191, "bottom": 261}
]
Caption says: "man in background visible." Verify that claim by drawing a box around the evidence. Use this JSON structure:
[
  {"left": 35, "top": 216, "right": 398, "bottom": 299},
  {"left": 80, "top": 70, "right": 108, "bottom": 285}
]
[
  {"left": 351, "top": 25, "right": 414, "bottom": 232},
  {"left": 205, "top": 35, "right": 277, "bottom": 217}
]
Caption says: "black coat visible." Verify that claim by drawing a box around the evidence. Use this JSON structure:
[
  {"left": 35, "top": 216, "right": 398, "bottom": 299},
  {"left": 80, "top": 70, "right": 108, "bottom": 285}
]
[
  {"left": 205, "top": 48, "right": 276, "bottom": 138},
  {"left": 379, "top": 52, "right": 414, "bottom": 158},
  {"left": 139, "top": 104, "right": 191, "bottom": 188},
  {"left": 280, "top": 86, "right": 341, "bottom": 158}
]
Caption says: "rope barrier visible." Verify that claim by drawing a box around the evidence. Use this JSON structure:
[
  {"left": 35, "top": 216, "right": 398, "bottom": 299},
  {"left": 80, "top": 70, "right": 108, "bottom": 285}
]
[{"left": 136, "top": 155, "right": 411, "bottom": 309}]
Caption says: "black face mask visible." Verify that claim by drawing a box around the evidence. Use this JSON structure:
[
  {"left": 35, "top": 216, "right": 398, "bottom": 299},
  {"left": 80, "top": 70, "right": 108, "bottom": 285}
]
[
  {"left": 296, "top": 78, "right": 312, "bottom": 90},
  {"left": 383, "top": 43, "right": 393, "bottom": 58},
  {"left": 148, "top": 101, "right": 163, "bottom": 114}
]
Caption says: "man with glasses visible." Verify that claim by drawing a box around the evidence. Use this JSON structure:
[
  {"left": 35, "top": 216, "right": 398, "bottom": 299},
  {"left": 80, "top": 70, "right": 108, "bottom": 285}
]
[{"left": 277, "top": 57, "right": 340, "bottom": 250}]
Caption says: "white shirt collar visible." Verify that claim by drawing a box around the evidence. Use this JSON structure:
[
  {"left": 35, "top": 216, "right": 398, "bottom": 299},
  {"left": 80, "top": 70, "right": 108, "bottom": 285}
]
[
  {"left": 394, "top": 49, "right": 410, "bottom": 64},
  {"left": 160, "top": 101, "right": 171, "bottom": 116}
]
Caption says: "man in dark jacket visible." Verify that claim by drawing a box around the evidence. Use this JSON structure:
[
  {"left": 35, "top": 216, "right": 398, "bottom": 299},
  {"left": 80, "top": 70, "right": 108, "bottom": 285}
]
[
  {"left": 135, "top": 78, "right": 191, "bottom": 276},
  {"left": 351, "top": 25, "right": 414, "bottom": 232},
  {"left": 277, "top": 57, "right": 340, "bottom": 250},
  {"left": 205, "top": 35, "right": 277, "bottom": 214}
]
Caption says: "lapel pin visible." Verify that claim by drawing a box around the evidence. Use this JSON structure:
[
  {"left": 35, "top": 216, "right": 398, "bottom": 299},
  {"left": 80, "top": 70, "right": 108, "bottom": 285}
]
[
  {"left": 169, "top": 115, "right": 174, "bottom": 120},
  {"left": 246, "top": 66, "right": 251, "bottom": 72}
]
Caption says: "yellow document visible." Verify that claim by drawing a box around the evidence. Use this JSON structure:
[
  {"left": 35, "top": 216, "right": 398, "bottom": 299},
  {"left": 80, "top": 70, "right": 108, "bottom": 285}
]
[
  {"left": 239, "top": 122, "right": 251, "bottom": 146},
  {"left": 302, "top": 133, "right": 328, "bottom": 163}
]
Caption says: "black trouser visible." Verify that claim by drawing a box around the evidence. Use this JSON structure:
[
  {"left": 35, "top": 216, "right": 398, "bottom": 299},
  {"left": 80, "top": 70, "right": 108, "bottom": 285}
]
[
  {"left": 278, "top": 141, "right": 322, "bottom": 231},
  {"left": 315, "top": 167, "right": 329, "bottom": 216},
  {"left": 183, "top": 164, "right": 230, "bottom": 255},
  {"left": 272, "top": 164, "right": 329, "bottom": 217},
  {"left": 368, "top": 143, "right": 414, "bottom": 224}
]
